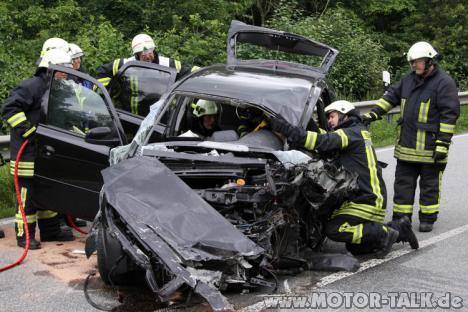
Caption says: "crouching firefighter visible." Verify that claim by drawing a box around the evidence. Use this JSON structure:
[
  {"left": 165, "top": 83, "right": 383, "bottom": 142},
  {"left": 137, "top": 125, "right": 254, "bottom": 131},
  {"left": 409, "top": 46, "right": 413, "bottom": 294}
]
[
  {"left": 270, "top": 100, "right": 419, "bottom": 257},
  {"left": 1, "top": 49, "right": 75, "bottom": 249}
]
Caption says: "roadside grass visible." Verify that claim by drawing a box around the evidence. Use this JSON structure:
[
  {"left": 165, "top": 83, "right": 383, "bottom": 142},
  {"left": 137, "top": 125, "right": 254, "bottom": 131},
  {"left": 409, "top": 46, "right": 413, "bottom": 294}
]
[
  {"left": 0, "top": 105, "right": 467, "bottom": 218},
  {"left": 0, "top": 164, "right": 16, "bottom": 219}
]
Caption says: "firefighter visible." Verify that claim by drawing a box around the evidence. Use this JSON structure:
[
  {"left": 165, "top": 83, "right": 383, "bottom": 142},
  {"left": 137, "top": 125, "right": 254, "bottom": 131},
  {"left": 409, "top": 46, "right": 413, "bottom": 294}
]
[
  {"left": 236, "top": 106, "right": 267, "bottom": 137},
  {"left": 2, "top": 49, "right": 75, "bottom": 249},
  {"left": 69, "top": 43, "right": 93, "bottom": 89},
  {"left": 191, "top": 99, "right": 221, "bottom": 137},
  {"left": 363, "top": 41, "right": 460, "bottom": 232},
  {"left": 270, "top": 100, "right": 419, "bottom": 257},
  {"left": 95, "top": 34, "right": 198, "bottom": 116}
]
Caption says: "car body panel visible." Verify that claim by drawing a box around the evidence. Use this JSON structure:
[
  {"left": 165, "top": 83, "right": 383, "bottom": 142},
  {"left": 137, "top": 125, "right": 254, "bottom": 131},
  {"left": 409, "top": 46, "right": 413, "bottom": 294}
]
[
  {"left": 227, "top": 20, "right": 339, "bottom": 76},
  {"left": 101, "top": 155, "right": 264, "bottom": 261},
  {"left": 34, "top": 65, "right": 126, "bottom": 220},
  {"left": 174, "top": 65, "right": 318, "bottom": 126}
]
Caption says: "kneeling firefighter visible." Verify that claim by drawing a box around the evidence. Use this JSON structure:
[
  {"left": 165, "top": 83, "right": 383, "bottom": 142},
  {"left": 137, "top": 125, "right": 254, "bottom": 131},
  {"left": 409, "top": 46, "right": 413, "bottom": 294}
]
[
  {"left": 270, "top": 100, "right": 419, "bottom": 257},
  {"left": 2, "top": 49, "right": 75, "bottom": 249}
]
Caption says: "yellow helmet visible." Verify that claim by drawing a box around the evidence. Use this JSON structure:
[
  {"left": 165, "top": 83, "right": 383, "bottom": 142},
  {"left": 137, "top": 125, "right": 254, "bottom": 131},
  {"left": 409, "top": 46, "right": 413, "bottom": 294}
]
[{"left": 192, "top": 99, "right": 218, "bottom": 117}]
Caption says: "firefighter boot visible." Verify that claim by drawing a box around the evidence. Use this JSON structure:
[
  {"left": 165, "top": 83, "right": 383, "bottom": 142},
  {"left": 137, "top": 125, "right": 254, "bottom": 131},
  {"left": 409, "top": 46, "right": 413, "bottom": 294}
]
[
  {"left": 376, "top": 227, "right": 399, "bottom": 259},
  {"left": 388, "top": 216, "right": 419, "bottom": 249},
  {"left": 16, "top": 222, "right": 41, "bottom": 249},
  {"left": 0, "top": 228, "right": 5, "bottom": 238},
  {"left": 419, "top": 223, "right": 434, "bottom": 232},
  {"left": 39, "top": 215, "right": 75, "bottom": 242},
  {"left": 40, "top": 227, "right": 75, "bottom": 242}
]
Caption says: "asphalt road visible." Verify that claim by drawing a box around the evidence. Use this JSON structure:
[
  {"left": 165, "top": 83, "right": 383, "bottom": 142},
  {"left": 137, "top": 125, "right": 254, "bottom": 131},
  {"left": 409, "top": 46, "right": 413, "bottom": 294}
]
[{"left": 2, "top": 134, "right": 468, "bottom": 311}]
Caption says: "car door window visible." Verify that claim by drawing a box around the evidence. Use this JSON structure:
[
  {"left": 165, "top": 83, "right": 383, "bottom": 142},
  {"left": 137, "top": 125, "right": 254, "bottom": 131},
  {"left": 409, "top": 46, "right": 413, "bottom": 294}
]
[
  {"left": 110, "top": 64, "right": 176, "bottom": 117},
  {"left": 47, "top": 78, "right": 116, "bottom": 136}
]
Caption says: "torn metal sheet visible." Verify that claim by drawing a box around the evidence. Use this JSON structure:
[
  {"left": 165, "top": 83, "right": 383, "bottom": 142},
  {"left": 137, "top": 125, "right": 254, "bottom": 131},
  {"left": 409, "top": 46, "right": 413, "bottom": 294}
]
[{"left": 101, "top": 156, "right": 264, "bottom": 261}]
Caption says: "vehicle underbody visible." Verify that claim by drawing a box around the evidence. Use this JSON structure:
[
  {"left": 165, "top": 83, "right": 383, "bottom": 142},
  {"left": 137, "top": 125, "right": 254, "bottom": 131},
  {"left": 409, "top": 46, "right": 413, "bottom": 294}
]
[{"left": 86, "top": 134, "right": 360, "bottom": 311}]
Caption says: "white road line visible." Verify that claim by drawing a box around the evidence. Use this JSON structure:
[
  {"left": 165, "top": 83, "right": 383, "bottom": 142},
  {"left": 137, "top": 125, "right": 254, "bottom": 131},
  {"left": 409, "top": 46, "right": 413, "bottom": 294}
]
[{"left": 241, "top": 223, "right": 468, "bottom": 312}]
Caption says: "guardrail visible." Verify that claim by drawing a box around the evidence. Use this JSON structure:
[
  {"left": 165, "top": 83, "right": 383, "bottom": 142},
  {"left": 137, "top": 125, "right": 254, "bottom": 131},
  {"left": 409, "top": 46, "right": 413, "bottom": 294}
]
[
  {"left": 0, "top": 92, "right": 467, "bottom": 162},
  {"left": 355, "top": 91, "right": 468, "bottom": 115}
]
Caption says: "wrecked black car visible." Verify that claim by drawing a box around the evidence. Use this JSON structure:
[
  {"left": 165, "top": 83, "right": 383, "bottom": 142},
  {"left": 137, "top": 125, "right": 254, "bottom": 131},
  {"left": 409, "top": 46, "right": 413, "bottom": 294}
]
[{"left": 81, "top": 21, "right": 359, "bottom": 310}]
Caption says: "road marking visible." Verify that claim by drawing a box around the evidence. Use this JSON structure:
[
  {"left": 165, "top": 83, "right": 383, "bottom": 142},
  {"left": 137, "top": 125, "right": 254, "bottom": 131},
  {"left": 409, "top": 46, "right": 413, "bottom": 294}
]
[{"left": 241, "top": 223, "right": 468, "bottom": 311}]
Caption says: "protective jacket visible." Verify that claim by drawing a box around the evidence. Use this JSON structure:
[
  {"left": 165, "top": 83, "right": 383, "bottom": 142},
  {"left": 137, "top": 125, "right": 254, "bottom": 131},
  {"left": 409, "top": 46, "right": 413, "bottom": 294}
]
[
  {"left": 2, "top": 69, "right": 48, "bottom": 175},
  {"left": 369, "top": 65, "right": 459, "bottom": 163},
  {"left": 302, "top": 116, "right": 387, "bottom": 223}
]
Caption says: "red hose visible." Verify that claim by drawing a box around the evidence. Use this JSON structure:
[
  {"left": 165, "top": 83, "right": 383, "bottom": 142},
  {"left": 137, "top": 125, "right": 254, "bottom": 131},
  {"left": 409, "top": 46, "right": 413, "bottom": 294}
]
[
  {"left": 66, "top": 215, "right": 88, "bottom": 235},
  {"left": 0, "top": 139, "right": 30, "bottom": 272}
]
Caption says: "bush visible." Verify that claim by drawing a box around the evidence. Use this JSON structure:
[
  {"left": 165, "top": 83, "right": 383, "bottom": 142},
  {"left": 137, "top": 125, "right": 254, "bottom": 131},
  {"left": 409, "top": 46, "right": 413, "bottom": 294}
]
[{"left": 267, "top": 6, "right": 390, "bottom": 100}]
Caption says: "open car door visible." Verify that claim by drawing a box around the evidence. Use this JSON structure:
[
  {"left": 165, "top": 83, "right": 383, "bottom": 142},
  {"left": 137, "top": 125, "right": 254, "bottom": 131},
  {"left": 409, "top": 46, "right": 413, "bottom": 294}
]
[
  {"left": 34, "top": 65, "right": 127, "bottom": 221},
  {"left": 107, "top": 61, "right": 177, "bottom": 140},
  {"left": 226, "top": 20, "right": 338, "bottom": 77}
]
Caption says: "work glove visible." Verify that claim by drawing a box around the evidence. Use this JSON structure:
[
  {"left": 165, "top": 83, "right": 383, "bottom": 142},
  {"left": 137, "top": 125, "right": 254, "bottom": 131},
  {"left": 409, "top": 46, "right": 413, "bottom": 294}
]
[
  {"left": 269, "top": 117, "right": 306, "bottom": 146},
  {"left": 433, "top": 141, "right": 450, "bottom": 162},
  {"left": 361, "top": 112, "right": 382, "bottom": 126}
]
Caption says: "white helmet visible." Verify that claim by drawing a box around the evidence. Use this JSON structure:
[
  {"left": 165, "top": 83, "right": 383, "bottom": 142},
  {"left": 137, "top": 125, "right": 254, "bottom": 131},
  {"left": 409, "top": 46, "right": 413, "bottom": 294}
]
[
  {"left": 69, "top": 43, "right": 84, "bottom": 58},
  {"left": 325, "top": 100, "right": 355, "bottom": 115},
  {"left": 40, "top": 37, "right": 69, "bottom": 57},
  {"left": 131, "top": 34, "right": 155, "bottom": 54},
  {"left": 192, "top": 99, "right": 218, "bottom": 117},
  {"left": 38, "top": 49, "right": 73, "bottom": 68},
  {"left": 407, "top": 41, "right": 438, "bottom": 62}
]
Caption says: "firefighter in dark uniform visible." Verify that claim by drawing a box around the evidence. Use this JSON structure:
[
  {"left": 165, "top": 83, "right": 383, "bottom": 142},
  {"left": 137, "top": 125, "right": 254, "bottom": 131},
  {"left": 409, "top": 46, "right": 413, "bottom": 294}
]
[
  {"left": 2, "top": 49, "right": 75, "bottom": 249},
  {"left": 270, "top": 100, "right": 419, "bottom": 257},
  {"left": 363, "top": 41, "right": 460, "bottom": 232},
  {"left": 95, "top": 33, "right": 198, "bottom": 117}
]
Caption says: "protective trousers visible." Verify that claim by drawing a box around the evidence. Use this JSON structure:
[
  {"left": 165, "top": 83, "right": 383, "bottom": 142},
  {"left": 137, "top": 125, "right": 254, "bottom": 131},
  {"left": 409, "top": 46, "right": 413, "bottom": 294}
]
[
  {"left": 325, "top": 215, "right": 388, "bottom": 255},
  {"left": 392, "top": 160, "right": 445, "bottom": 224},
  {"left": 14, "top": 175, "right": 62, "bottom": 242}
]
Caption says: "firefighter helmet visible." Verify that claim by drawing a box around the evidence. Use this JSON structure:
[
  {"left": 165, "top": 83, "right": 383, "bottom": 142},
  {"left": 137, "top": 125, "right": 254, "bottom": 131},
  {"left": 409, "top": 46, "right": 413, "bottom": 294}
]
[
  {"left": 407, "top": 41, "right": 438, "bottom": 62},
  {"left": 131, "top": 34, "right": 155, "bottom": 54},
  {"left": 40, "top": 37, "right": 69, "bottom": 57},
  {"left": 325, "top": 100, "right": 355, "bottom": 115},
  {"left": 69, "top": 43, "right": 84, "bottom": 58},
  {"left": 38, "top": 49, "right": 73, "bottom": 68},
  {"left": 192, "top": 99, "right": 218, "bottom": 117}
]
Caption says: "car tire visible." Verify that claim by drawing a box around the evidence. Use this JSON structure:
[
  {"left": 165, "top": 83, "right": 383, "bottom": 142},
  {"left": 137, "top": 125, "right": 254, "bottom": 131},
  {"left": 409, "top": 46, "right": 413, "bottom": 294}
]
[{"left": 96, "top": 223, "right": 130, "bottom": 285}]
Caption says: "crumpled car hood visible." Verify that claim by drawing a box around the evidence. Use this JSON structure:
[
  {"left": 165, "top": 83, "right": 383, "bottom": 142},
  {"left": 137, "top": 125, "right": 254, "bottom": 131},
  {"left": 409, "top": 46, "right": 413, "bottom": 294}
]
[{"left": 101, "top": 156, "right": 264, "bottom": 262}]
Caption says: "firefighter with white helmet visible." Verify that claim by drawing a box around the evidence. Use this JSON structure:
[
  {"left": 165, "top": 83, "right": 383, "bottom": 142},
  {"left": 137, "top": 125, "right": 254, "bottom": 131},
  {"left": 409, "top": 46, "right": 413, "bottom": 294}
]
[
  {"left": 269, "top": 99, "right": 419, "bottom": 257},
  {"left": 68, "top": 43, "right": 93, "bottom": 89},
  {"left": 95, "top": 33, "right": 198, "bottom": 116},
  {"left": 1, "top": 48, "right": 76, "bottom": 249},
  {"left": 363, "top": 41, "right": 460, "bottom": 232}
]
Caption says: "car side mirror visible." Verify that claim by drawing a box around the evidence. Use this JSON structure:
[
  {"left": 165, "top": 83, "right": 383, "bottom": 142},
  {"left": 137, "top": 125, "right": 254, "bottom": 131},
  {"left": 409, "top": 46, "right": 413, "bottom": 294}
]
[
  {"left": 85, "top": 127, "right": 120, "bottom": 146},
  {"left": 382, "top": 70, "right": 391, "bottom": 91}
]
